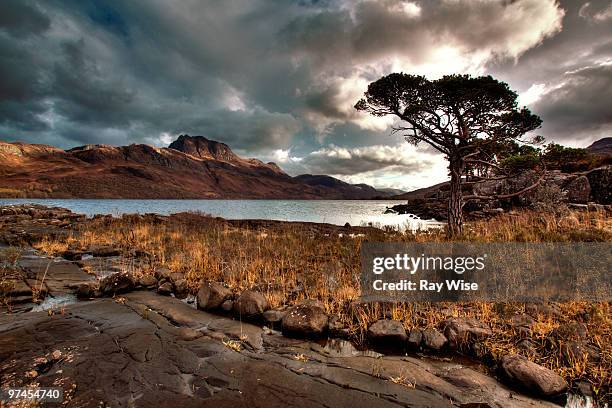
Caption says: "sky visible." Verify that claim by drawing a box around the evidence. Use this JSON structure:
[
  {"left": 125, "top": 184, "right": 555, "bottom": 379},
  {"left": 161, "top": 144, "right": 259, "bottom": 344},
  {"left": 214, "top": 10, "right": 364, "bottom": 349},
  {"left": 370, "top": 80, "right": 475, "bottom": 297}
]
[{"left": 1, "top": 0, "right": 611, "bottom": 191}]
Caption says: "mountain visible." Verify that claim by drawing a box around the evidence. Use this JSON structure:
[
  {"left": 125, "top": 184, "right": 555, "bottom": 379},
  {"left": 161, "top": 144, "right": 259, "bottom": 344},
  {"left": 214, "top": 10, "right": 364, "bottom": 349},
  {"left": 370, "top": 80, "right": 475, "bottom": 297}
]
[
  {"left": 587, "top": 137, "right": 612, "bottom": 155},
  {"left": 0, "top": 136, "right": 395, "bottom": 199},
  {"left": 377, "top": 188, "right": 406, "bottom": 196},
  {"left": 294, "top": 174, "right": 388, "bottom": 199}
]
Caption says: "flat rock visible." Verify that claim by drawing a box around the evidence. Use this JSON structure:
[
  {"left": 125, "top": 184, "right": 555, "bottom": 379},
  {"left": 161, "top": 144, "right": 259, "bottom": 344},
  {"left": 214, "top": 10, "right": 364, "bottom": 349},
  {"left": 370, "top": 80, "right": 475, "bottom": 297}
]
[
  {"left": 18, "top": 255, "right": 94, "bottom": 296},
  {"left": 0, "top": 288, "right": 560, "bottom": 408}
]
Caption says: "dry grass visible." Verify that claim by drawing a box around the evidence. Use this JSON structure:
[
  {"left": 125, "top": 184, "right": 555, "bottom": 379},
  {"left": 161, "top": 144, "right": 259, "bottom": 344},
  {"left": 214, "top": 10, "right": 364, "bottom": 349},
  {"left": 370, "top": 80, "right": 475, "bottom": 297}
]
[{"left": 29, "top": 209, "right": 612, "bottom": 400}]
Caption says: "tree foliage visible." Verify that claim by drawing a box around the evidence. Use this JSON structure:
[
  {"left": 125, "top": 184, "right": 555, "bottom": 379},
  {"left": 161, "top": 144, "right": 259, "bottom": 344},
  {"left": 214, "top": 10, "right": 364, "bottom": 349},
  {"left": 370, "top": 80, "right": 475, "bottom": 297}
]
[{"left": 355, "top": 73, "right": 544, "bottom": 236}]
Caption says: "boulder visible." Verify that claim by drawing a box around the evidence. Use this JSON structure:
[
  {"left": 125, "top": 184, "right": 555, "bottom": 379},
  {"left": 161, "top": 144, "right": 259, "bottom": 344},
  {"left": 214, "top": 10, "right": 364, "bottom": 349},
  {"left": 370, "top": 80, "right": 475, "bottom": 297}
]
[
  {"left": 99, "top": 273, "right": 135, "bottom": 296},
  {"left": 157, "top": 282, "right": 173, "bottom": 296},
  {"left": 565, "top": 176, "right": 590, "bottom": 204},
  {"left": 441, "top": 318, "right": 492, "bottom": 349},
  {"left": 586, "top": 166, "right": 611, "bottom": 204},
  {"left": 550, "top": 321, "right": 588, "bottom": 340},
  {"left": 76, "top": 282, "right": 100, "bottom": 299},
  {"left": 367, "top": 320, "right": 407, "bottom": 346},
  {"left": 61, "top": 249, "right": 88, "bottom": 261},
  {"left": 138, "top": 275, "right": 158, "bottom": 288},
  {"left": 233, "top": 290, "right": 269, "bottom": 318},
  {"left": 560, "top": 341, "right": 600, "bottom": 364},
  {"left": 500, "top": 354, "right": 568, "bottom": 397},
  {"left": 173, "top": 279, "right": 189, "bottom": 299},
  {"left": 422, "top": 328, "right": 447, "bottom": 350},
  {"left": 282, "top": 299, "right": 328, "bottom": 337},
  {"left": 407, "top": 329, "right": 423, "bottom": 348},
  {"left": 197, "top": 282, "right": 231, "bottom": 311},
  {"left": 220, "top": 300, "right": 234, "bottom": 312},
  {"left": 525, "top": 303, "right": 562, "bottom": 318},
  {"left": 263, "top": 309, "right": 286, "bottom": 324}
]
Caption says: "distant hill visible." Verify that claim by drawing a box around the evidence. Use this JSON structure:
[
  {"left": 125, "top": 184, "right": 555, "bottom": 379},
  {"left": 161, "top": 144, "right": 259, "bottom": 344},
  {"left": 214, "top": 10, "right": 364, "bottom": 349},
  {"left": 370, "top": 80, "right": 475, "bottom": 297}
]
[
  {"left": 387, "top": 181, "right": 448, "bottom": 200},
  {"left": 0, "top": 135, "right": 396, "bottom": 199},
  {"left": 377, "top": 188, "right": 406, "bottom": 196},
  {"left": 587, "top": 137, "right": 612, "bottom": 155}
]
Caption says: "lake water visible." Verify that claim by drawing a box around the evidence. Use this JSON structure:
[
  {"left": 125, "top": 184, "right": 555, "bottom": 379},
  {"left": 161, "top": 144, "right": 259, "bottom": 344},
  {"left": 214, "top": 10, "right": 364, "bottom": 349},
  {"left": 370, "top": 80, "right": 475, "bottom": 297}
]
[{"left": 0, "top": 199, "right": 441, "bottom": 230}]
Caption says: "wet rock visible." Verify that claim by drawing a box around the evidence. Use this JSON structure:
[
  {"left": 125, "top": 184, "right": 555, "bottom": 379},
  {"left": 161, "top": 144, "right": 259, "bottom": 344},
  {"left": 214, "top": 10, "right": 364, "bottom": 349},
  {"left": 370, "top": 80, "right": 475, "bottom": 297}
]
[
  {"left": 157, "top": 281, "right": 173, "bottom": 296},
  {"left": 367, "top": 319, "right": 407, "bottom": 346},
  {"left": 233, "top": 290, "right": 269, "bottom": 318},
  {"left": 441, "top": 318, "right": 492, "bottom": 349},
  {"left": 500, "top": 354, "right": 568, "bottom": 397},
  {"left": 138, "top": 275, "right": 158, "bottom": 288},
  {"left": 422, "top": 328, "right": 447, "bottom": 350},
  {"left": 220, "top": 299, "right": 233, "bottom": 312},
  {"left": 282, "top": 299, "right": 328, "bottom": 338},
  {"left": 99, "top": 272, "right": 135, "bottom": 296},
  {"left": 197, "top": 282, "right": 231, "bottom": 311},
  {"left": 407, "top": 329, "right": 423, "bottom": 348}
]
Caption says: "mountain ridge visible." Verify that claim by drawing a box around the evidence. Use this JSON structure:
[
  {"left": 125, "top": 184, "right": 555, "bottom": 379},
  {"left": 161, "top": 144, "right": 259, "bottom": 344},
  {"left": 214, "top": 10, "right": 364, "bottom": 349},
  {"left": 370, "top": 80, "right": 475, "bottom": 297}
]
[{"left": 0, "top": 136, "right": 395, "bottom": 199}]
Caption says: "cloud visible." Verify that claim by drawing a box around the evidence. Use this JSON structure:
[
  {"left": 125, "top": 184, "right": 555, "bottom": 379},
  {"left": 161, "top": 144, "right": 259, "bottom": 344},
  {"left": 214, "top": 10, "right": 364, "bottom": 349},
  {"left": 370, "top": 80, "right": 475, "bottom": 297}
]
[
  {"left": 0, "top": 0, "right": 609, "bottom": 189},
  {"left": 579, "top": 2, "right": 612, "bottom": 22},
  {"left": 287, "top": 0, "right": 565, "bottom": 132},
  {"left": 286, "top": 142, "right": 444, "bottom": 175},
  {"left": 531, "top": 62, "right": 612, "bottom": 145}
]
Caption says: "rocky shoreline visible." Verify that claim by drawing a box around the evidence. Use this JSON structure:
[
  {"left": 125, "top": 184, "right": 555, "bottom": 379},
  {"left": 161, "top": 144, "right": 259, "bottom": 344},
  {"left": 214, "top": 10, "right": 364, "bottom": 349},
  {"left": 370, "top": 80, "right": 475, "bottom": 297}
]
[
  {"left": 386, "top": 166, "right": 612, "bottom": 221},
  {"left": 0, "top": 205, "right": 605, "bottom": 407}
]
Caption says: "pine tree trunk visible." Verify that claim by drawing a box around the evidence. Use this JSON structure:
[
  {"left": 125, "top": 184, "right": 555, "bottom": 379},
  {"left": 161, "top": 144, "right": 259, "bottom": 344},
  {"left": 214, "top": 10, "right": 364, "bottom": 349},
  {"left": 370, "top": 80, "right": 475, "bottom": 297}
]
[{"left": 447, "top": 159, "right": 463, "bottom": 238}]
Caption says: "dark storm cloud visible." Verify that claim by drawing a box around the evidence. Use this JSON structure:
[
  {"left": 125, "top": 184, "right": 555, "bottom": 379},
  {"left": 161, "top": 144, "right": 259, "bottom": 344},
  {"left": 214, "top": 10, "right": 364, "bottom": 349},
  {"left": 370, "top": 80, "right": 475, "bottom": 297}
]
[
  {"left": 532, "top": 63, "right": 612, "bottom": 142},
  {"left": 0, "top": 0, "right": 609, "bottom": 188}
]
